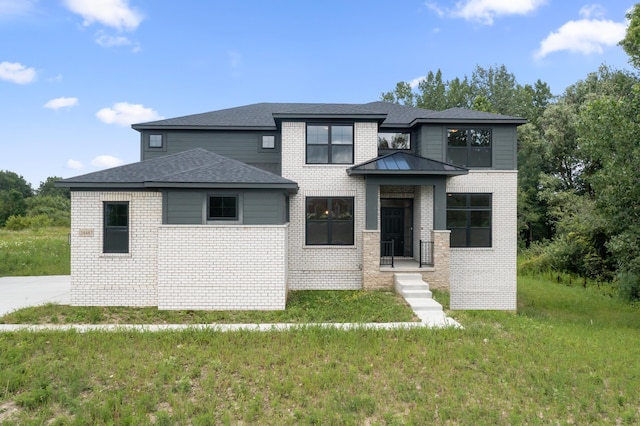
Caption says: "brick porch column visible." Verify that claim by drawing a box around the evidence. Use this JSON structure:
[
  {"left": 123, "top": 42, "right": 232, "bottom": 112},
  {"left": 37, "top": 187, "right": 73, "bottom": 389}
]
[
  {"left": 362, "top": 230, "right": 392, "bottom": 290},
  {"left": 429, "top": 230, "right": 451, "bottom": 291}
]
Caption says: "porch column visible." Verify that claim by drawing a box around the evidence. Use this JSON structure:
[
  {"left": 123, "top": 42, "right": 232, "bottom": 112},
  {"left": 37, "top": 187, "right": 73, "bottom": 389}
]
[
  {"left": 433, "top": 180, "right": 447, "bottom": 230},
  {"left": 365, "top": 178, "right": 379, "bottom": 230}
]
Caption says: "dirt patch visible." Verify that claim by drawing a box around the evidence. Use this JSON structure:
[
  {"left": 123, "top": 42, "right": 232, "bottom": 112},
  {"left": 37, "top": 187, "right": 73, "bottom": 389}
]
[{"left": 0, "top": 401, "right": 20, "bottom": 422}]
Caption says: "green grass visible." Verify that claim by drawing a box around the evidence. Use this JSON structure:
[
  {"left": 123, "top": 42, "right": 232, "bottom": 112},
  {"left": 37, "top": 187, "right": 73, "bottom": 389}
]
[
  {"left": 0, "top": 227, "right": 70, "bottom": 276},
  {"left": 0, "top": 290, "right": 418, "bottom": 324},
  {"left": 1, "top": 276, "right": 639, "bottom": 425}
]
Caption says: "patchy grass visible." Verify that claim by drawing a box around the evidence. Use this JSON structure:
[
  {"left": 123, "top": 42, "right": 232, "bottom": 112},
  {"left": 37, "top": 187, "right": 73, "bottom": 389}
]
[
  {"left": 1, "top": 276, "right": 639, "bottom": 425},
  {"left": 0, "top": 227, "right": 70, "bottom": 277},
  {"left": 0, "top": 290, "right": 418, "bottom": 324}
]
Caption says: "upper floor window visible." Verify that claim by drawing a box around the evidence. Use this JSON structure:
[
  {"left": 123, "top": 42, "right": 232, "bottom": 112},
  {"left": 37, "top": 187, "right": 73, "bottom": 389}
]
[
  {"left": 378, "top": 132, "right": 410, "bottom": 150},
  {"left": 262, "top": 135, "right": 275, "bottom": 149},
  {"left": 306, "top": 124, "right": 353, "bottom": 164},
  {"left": 149, "top": 134, "right": 163, "bottom": 149},
  {"left": 446, "top": 193, "right": 492, "bottom": 247},
  {"left": 447, "top": 128, "right": 491, "bottom": 167}
]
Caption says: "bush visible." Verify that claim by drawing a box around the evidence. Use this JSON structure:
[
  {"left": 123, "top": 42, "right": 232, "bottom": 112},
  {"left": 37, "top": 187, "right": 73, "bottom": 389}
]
[
  {"left": 617, "top": 272, "right": 640, "bottom": 302},
  {"left": 4, "top": 214, "right": 53, "bottom": 231},
  {"left": 25, "top": 195, "right": 70, "bottom": 226}
]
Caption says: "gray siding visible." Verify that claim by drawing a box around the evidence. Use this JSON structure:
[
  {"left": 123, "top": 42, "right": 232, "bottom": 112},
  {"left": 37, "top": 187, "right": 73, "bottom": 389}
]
[
  {"left": 142, "top": 130, "right": 281, "bottom": 175},
  {"left": 165, "top": 191, "right": 203, "bottom": 224},
  {"left": 164, "top": 190, "right": 286, "bottom": 225},
  {"left": 492, "top": 126, "right": 517, "bottom": 170},
  {"left": 243, "top": 191, "right": 285, "bottom": 225},
  {"left": 417, "top": 124, "right": 516, "bottom": 169}
]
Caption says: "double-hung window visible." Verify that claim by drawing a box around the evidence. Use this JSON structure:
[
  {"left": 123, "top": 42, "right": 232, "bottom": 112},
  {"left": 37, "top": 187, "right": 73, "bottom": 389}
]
[
  {"left": 447, "top": 128, "right": 491, "bottom": 167},
  {"left": 306, "top": 124, "right": 353, "bottom": 164},
  {"left": 306, "top": 197, "right": 354, "bottom": 245},
  {"left": 104, "top": 202, "right": 129, "bottom": 253},
  {"left": 446, "top": 193, "right": 492, "bottom": 247}
]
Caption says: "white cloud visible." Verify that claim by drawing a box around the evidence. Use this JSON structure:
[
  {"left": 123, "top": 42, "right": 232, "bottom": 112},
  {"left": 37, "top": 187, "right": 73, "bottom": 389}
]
[
  {"left": 0, "top": 0, "right": 37, "bottom": 17},
  {"left": 91, "top": 155, "right": 124, "bottom": 168},
  {"left": 0, "top": 61, "right": 36, "bottom": 84},
  {"left": 534, "top": 17, "right": 627, "bottom": 59},
  {"left": 428, "top": 0, "right": 547, "bottom": 25},
  {"left": 63, "top": 0, "right": 143, "bottom": 31},
  {"left": 44, "top": 97, "right": 78, "bottom": 110},
  {"left": 96, "top": 102, "right": 163, "bottom": 126},
  {"left": 95, "top": 31, "right": 141, "bottom": 52},
  {"left": 579, "top": 4, "right": 606, "bottom": 19},
  {"left": 66, "top": 159, "right": 84, "bottom": 170},
  {"left": 409, "top": 76, "right": 427, "bottom": 89}
]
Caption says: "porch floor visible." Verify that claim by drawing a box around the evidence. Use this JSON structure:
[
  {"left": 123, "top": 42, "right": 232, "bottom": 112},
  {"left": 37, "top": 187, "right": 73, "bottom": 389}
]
[{"left": 380, "top": 257, "right": 435, "bottom": 272}]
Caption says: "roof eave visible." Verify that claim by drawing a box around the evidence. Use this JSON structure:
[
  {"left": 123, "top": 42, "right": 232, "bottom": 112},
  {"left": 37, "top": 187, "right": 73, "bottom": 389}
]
[
  {"left": 272, "top": 113, "right": 387, "bottom": 122},
  {"left": 346, "top": 169, "right": 468, "bottom": 176},
  {"left": 131, "top": 125, "right": 277, "bottom": 131},
  {"left": 411, "top": 118, "right": 528, "bottom": 126}
]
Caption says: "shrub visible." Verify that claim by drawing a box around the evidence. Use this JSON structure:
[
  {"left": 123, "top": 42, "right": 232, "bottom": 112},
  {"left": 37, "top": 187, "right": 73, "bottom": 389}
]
[
  {"left": 617, "top": 272, "right": 640, "bottom": 302},
  {"left": 4, "top": 214, "right": 53, "bottom": 231}
]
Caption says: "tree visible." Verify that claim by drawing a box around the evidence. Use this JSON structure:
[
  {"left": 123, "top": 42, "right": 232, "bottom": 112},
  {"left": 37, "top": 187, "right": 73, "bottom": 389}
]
[
  {"left": 619, "top": 3, "right": 640, "bottom": 69},
  {"left": 37, "top": 176, "right": 70, "bottom": 199},
  {"left": 0, "top": 170, "right": 32, "bottom": 198}
]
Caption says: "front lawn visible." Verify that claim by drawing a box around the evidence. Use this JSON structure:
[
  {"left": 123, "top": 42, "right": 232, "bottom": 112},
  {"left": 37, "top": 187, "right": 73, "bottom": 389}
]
[{"left": 1, "top": 276, "right": 639, "bottom": 424}]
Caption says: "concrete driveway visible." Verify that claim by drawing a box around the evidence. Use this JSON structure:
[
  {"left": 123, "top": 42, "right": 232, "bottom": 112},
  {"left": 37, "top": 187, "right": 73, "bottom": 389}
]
[{"left": 0, "top": 276, "right": 70, "bottom": 316}]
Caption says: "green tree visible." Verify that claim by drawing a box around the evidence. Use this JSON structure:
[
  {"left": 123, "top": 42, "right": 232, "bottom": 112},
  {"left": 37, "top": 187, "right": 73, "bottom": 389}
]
[
  {"left": 619, "top": 3, "right": 640, "bottom": 69},
  {"left": 37, "top": 176, "right": 70, "bottom": 199},
  {"left": 0, "top": 170, "right": 32, "bottom": 198}
]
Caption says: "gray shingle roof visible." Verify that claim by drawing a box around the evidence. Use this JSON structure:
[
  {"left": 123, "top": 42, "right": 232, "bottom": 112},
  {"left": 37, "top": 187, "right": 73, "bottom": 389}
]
[
  {"left": 347, "top": 152, "right": 468, "bottom": 176},
  {"left": 58, "top": 148, "right": 298, "bottom": 191},
  {"left": 132, "top": 102, "right": 526, "bottom": 130}
]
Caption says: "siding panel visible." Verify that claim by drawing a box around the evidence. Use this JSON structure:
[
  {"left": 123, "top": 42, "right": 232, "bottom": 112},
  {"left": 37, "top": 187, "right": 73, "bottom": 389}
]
[{"left": 166, "top": 192, "right": 203, "bottom": 224}]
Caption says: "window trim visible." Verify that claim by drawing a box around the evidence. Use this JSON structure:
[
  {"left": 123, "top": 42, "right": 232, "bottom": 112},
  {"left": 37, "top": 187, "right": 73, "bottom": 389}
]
[
  {"left": 103, "top": 201, "right": 129, "bottom": 254},
  {"left": 446, "top": 193, "right": 492, "bottom": 248},
  {"left": 206, "top": 193, "right": 242, "bottom": 224},
  {"left": 261, "top": 135, "right": 276, "bottom": 149},
  {"left": 305, "top": 196, "right": 355, "bottom": 246},
  {"left": 447, "top": 128, "right": 492, "bottom": 168},
  {"left": 147, "top": 133, "right": 165, "bottom": 150},
  {"left": 306, "top": 124, "right": 354, "bottom": 165}
]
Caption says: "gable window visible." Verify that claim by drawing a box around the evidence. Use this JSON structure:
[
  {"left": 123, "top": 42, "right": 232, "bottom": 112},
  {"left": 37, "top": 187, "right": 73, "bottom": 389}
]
[
  {"left": 378, "top": 132, "right": 410, "bottom": 150},
  {"left": 446, "top": 193, "right": 491, "bottom": 248},
  {"left": 208, "top": 195, "right": 238, "bottom": 221},
  {"left": 306, "top": 124, "right": 353, "bottom": 164},
  {"left": 149, "top": 134, "right": 163, "bottom": 149},
  {"left": 104, "top": 202, "right": 129, "bottom": 253},
  {"left": 306, "top": 197, "right": 354, "bottom": 245},
  {"left": 447, "top": 128, "right": 491, "bottom": 167},
  {"left": 262, "top": 135, "right": 276, "bottom": 149}
]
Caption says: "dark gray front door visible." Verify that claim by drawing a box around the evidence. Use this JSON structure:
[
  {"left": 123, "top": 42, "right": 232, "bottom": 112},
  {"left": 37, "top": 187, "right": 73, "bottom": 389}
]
[{"left": 381, "top": 207, "right": 404, "bottom": 256}]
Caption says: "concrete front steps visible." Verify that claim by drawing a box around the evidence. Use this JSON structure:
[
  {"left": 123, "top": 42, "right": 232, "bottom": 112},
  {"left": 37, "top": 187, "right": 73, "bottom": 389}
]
[{"left": 394, "top": 273, "right": 450, "bottom": 325}]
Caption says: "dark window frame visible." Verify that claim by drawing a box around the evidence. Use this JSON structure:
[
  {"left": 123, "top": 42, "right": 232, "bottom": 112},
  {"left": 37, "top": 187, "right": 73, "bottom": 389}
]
[
  {"left": 207, "top": 194, "right": 239, "bottom": 222},
  {"left": 446, "top": 193, "right": 492, "bottom": 248},
  {"left": 305, "top": 197, "right": 354, "bottom": 246},
  {"left": 103, "top": 201, "right": 129, "bottom": 253},
  {"left": 447, "top": 128, "right": 492, "bottom": 167},
  {"left": 306, "top": 124, "right": 354, "bottom": 164}
]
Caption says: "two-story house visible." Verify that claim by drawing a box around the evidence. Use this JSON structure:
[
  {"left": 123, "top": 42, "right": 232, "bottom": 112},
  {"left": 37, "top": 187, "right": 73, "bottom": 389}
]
[{"left": 58, "top": 102, "right": 525, "bottom": 311}]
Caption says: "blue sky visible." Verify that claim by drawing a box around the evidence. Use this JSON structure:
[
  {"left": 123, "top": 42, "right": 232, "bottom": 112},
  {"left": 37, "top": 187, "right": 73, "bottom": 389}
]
[{"left": 0, "top": 0, "right": 635, "bottom": 188}]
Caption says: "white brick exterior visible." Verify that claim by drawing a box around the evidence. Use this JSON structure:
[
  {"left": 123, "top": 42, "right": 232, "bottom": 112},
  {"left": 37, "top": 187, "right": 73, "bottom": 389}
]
[
  {"left": 447, "top": 171, "right": 518, "bottom": 310},
  {"left": 157, "top": 225, "right": 288, "bottom": 310},
  {"left": 70, "top": 191, "right": 161, "bottom": 306},
  {"left": 281, "top": 121, "right": 378, "bottom": 290}
]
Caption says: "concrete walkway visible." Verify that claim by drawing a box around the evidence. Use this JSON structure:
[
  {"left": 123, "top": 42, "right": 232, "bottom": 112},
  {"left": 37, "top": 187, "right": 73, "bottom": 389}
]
[
  {"left": 0, "top": 275, "right": 70, "bottom": 316},
  {"left": 0, "top": 275, "right": 461, "bottom": 331}
]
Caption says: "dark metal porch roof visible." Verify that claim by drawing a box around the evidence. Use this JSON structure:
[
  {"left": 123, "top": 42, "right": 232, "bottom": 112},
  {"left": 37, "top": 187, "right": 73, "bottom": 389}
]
[{"left": 347, "top": 152, "right": 468, "bottom": 176}]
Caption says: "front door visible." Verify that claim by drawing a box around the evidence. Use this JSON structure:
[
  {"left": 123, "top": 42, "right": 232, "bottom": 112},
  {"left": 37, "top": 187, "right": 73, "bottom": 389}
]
[{"left": 381, "top": 207, "right": 404, "bottom": 256}]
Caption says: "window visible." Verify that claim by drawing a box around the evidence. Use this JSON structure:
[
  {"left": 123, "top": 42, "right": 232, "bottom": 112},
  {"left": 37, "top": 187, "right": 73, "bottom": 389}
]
[
  {"left": 208, "top": 195, "right": 238, "bottom": 221},
  {"left": 149, "top": 134, "right": 163, "bottom": 149},
  {"left": 378, "top": 132, "right": 410, "bottom": 150},
  {"left": 306, "top": 197, "right": 354, "bottom": 245},
  {"left": 262, "top": 135, "right": 275, "bottom": 149},
  {"left": 306, "top": 124, "right": 353, "bottom": 164},
  {"left": 104, "top": 202, "right": 129, "bottom": 253},
  {"left": 446, "top": 193, "right": 491, "bottom": 247},
  {"left": 447, "top": 128, "right": 491, "bottom": 167}
]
